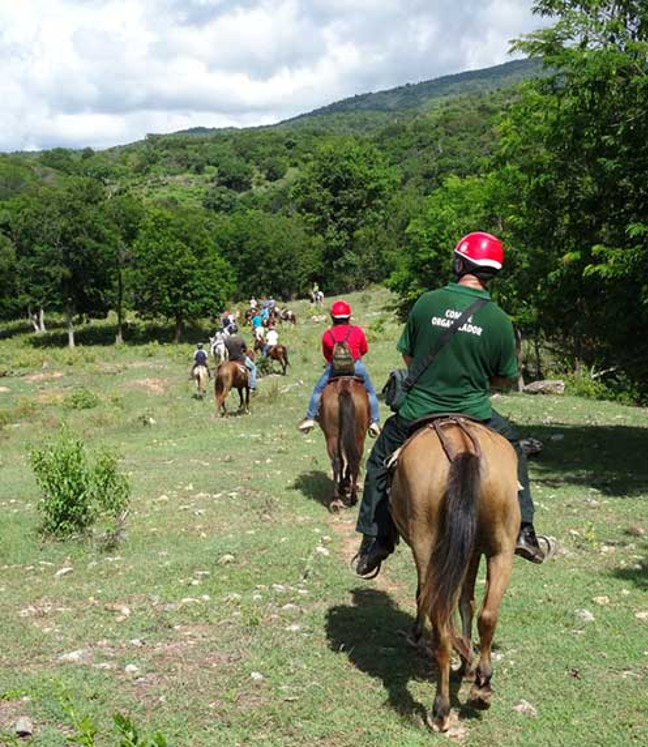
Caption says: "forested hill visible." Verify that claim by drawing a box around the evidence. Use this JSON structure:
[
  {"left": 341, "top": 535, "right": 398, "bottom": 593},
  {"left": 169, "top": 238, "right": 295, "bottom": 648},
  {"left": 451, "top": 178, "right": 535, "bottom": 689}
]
[
  {"left": 2, "top": 1, "right": 648, "bottom": 402},
  {"left": 277, "top": 58, "right": 541, "bottom": 130}
]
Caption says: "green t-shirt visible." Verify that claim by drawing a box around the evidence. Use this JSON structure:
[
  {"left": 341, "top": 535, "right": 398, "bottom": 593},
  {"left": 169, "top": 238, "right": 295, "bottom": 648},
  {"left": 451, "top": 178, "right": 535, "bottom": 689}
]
[{"left": 396, "top": 283, "right": 517, "bottom": 421}]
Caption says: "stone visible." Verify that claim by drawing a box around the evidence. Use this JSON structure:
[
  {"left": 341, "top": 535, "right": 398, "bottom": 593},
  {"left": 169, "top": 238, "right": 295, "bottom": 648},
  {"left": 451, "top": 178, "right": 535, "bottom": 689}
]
[
  {"left": 58, "top": 649, "right": 89, "bottom": 664},
  {"left": 523, "top": 379, "right": 565, "bottom": 395},
  {"left": 575, "top": 609, "right": 595, "bottom": 623},
  {"left": 513, "top": 699, "right": 538, "bottom": 717},
  {"left": 15, "top": 717, "right": 33, "bottom": 737}
]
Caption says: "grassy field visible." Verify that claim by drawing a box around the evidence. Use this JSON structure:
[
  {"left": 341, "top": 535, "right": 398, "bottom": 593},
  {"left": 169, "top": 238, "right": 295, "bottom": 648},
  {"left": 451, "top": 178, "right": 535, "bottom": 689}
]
[{"left": 0, "top": 288, "right": 647, "bottom": 746}]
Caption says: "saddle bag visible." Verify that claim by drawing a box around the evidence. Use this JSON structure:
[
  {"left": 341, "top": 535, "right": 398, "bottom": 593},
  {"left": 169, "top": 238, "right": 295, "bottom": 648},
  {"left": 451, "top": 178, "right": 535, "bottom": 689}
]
[{"left": 382, "top": 368, "right": 409, "bottom": 412}]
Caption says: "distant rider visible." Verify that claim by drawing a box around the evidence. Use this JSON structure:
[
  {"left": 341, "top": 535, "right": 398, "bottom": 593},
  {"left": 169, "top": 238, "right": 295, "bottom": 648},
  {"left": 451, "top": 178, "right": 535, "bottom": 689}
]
[
  {"left": 224, "top": 333, "right": 257, "bottom": 394},
  {"left": 189, "top": 343, "right": 210, "bottom": 379},
  {"left": 298, "top": 300, "right": 381, "bottom": 437},
  {"left": 263, "top": 324, "right": 279, "bottom": 356}
]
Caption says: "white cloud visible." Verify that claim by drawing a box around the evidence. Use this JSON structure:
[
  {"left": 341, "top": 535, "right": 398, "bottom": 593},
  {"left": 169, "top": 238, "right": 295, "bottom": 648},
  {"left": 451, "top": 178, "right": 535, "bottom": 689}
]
[{"left": 0, "top": 0, "right": 542, "bottom": 151}]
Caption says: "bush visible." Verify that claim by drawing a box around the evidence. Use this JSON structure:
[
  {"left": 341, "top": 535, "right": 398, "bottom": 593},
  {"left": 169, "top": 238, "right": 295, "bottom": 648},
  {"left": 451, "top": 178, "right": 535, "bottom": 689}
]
[
  {"left": 29, "top": 432, "right": 131, "bottom": 539},
  {"left": 65, "top": 387, "right": 100, "bottom": 410}
]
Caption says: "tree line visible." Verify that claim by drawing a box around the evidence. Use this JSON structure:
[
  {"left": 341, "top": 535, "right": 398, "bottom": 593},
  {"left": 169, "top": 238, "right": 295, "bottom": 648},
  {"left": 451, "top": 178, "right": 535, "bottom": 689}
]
[{"left": 0, "top": 1, "right": 647, "bottom": 399}]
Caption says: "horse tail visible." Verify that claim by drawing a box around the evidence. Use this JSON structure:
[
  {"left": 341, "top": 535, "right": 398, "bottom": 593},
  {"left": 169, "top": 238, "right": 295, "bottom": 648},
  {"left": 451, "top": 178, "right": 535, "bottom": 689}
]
[
  {"left": 283, "top": 346, "right": 289, "bottom": 367},
  {"left": 421, "top": 450, "right": 480, "bottom": 650},
  {"left": 338, "top": 385, "right": 360, "bottom": 473}
]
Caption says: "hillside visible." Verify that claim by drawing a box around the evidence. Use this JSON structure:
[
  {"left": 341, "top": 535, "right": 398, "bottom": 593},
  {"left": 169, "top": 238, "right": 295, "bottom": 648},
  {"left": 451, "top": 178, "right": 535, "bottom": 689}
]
[{"left": 277, "top": 58, "right": 542, "bottom": 130}]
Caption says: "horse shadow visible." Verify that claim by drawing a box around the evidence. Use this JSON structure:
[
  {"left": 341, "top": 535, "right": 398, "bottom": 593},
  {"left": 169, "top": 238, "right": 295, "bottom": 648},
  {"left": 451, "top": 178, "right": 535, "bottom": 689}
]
[
  {"left": 325, "top": 588, "right": 480, "bottom": 725},
  {"left": 291, "top": 470, "right": 333, "bottom": 508}
]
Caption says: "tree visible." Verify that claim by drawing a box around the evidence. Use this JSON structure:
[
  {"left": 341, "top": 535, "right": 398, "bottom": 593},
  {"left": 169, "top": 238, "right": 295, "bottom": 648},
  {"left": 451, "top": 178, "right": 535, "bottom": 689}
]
[
  {"left": 104, "top": 194, "right": 145, "bottom": 343},
  {"left": 9, "top": 179, "right": 115, "bottom": 345},
  {"left": 214, "top": 210, "right": 322, "bottom": 300},
  {"left": 503, "top": 0, "right": 648, "bottom": 386},
  {"left": 216, "top": 157, "right": 253, "bottom": 192},
  {"left": 131, "top": 207, "right": 234, "bottom": 341},
  {"left": 291, "top": 140, "right": 398, "bottom": 291}
]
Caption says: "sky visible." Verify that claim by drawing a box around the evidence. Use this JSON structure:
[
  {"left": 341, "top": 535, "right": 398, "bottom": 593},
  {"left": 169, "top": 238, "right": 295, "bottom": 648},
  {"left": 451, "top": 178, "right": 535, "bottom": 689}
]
[{"left": 0, "top": 0, "right": 542, "bottom": 152}]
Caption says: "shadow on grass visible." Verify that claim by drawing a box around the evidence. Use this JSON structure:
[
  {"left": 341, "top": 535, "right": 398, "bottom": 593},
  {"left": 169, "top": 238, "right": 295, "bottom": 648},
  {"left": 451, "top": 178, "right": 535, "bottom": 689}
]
[
  {"left": 325, "top": 588, "right": 481, "bottom": 726},
  {"left": 292, "top": 470, "right": 333, "bottom": 509},
  {"left": 518, "top": 423, "right": 648, "bottom": 499}
]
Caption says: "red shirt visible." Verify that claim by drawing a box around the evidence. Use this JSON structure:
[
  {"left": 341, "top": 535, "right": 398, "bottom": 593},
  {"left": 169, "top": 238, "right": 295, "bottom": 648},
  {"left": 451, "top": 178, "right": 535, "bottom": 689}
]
[{"left": 321, "top": 324, "right": 369, "bottom": 363}]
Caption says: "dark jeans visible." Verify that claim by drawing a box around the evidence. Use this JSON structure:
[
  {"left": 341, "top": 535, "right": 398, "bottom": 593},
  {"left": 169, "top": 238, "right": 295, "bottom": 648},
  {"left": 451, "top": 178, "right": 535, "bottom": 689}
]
[{"left": 355, "top": 409, "right": 534, "bottom": 539}]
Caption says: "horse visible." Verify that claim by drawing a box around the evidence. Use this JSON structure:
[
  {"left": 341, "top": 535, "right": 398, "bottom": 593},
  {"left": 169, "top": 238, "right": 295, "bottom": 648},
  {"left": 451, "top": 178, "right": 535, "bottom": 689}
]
[
  {"left": 267, "top": 345, "right": 289, "bottom": 375},
  {"left": 279, "top": 309, "right": 297, "bottom": 325},
  {"left": 210, "top": 331, "right": 229, "bottom": 365},
  {"left": 253, "top": 338, "right": 290, "bottom": 375},
  {"left": 192, "top": 364, "right": 209, "bottom": 399},
  {"left": 388, "top": 416, "right": 520, "bottom": 732},
  {"left": 214, "top": 361, "right": 250, "bottom": 416},
  {"left": 319, "top": 377, "right": 369, "bottom": 511}
]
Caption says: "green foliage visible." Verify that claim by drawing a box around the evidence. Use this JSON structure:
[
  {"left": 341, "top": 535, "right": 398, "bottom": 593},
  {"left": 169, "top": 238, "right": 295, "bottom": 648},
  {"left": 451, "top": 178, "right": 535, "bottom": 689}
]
[
  {"left": 29, "top": 431, "right": 131, "bottom": 539},
  {"left": 214, "top": 210, "right": 322, "bottom": 300},
  {"left": 131, "top": 206, "right": 234, "bottom": 339},
  {"left": 65, "top": 387, "right": 100, "bottom": 410},
  {"left": 216, "top": 157, "right": 253, "bottom": 192},
  {"left": 114, "top": 714, "right": 168, "bottom": 747},
  {"left": 291, "top": 140, "right": 398, "bottom": 291}
]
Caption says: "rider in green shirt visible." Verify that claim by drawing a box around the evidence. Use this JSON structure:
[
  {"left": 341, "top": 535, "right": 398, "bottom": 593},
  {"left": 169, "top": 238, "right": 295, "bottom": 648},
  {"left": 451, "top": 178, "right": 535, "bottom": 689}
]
[{"left": 355, "top": 231, "right": 552, "bottom": 577}]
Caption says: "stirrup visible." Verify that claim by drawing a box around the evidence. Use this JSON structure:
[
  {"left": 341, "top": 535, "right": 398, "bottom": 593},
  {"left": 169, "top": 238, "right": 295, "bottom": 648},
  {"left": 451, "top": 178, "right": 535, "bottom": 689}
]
[
  {"left": 349, "top": 551, "right": 381, "bottom": 580},
  {"left": 537, "top": 535, "right": 557, "bottom": 562}
]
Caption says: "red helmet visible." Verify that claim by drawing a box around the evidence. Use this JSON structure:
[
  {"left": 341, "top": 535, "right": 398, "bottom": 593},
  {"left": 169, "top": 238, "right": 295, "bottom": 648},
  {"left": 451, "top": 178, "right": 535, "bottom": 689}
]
[
  {"left": 454, "top": 232, "right": 504, "bottom": 272},
  {"left": 330, "top": 300, "right": 351, "bottom": 319}
]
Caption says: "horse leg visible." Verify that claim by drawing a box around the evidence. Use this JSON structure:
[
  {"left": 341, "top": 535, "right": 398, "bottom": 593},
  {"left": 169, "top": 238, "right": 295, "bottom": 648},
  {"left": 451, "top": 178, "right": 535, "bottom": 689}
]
[
  {"left": 455, "top": 552, "right": 481, "bottom": 680},
  {"left": 244, "top": 385, "right": 250, "bottom": 414},
  {"left": 428, "top": 622, "right": 452, "bottom": 732},
  {"left": 469, "top": 551, "right": 513, "bottom": 710},
  {"left": 326, "top": 438, "right": 343, "bottom": 510}
]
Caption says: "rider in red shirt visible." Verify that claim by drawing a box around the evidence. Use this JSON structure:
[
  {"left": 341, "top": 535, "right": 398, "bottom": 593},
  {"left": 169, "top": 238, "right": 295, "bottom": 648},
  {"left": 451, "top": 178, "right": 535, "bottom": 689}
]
[{"left": 298, "top": 300, "right": 381, "bottom": 437}]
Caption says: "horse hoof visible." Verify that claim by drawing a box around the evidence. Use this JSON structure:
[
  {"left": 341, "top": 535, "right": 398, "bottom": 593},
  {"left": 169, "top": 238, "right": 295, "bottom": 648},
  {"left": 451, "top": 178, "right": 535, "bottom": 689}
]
[
  {"left": 426, "top": 711, "right": 450, "bottom": 732},
  {"left": 468, "top": 687, "right": 492, "bottom": 710},
  {"left": 329, "top": 499, "right": 344, "bottom": 514}
]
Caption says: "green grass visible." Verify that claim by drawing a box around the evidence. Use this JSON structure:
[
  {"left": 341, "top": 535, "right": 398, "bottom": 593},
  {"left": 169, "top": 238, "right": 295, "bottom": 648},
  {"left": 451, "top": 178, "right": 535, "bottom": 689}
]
[{"left": 0, "top": 288, "right": 647, "bottom": 746}]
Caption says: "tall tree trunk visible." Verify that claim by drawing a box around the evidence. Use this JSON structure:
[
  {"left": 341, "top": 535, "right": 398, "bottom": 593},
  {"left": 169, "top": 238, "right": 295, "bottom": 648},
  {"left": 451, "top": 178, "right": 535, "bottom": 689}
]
[
  {"left": 115, "top": 268, "right": 124, "bottom": 345},
  {"left": 38, "top": 306, "right": 46, "bottom": 333},
  {"left": 534, "top": 331, "right": 543, "bottom": 380},
  {"left": 27, "top": 306, "right": 39, "bottom": 333},
  {"left": 174, "top": 316, "right": 182, "bottom": 343},
  {"left": 515, "top": 326, "right": 525, "bottom": 392},
  {"left": 66, "top": 300, "right": 76, "bottom": 349}
]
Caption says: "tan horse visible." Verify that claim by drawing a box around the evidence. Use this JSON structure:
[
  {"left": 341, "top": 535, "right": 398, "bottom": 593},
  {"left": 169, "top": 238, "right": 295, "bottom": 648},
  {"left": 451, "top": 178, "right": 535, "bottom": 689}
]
[
  {"left": 214, "top": 361, "right": 250, "bottom": 416},
  {"left": 319, "top": 377, "right": 369, "bottom": 511},
  {"left": 389, "top": 417, "right": 520, "bottom": 732},
  {"left": 193, "top": 364, "right": 209, "bottom": 399}
]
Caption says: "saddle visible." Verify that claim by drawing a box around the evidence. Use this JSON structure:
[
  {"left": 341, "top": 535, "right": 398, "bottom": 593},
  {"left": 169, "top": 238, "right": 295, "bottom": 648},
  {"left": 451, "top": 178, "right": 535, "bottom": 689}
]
[
  {"left": 385, "top": 413, "right": 488, "bottom": 472},
  {"left": 328, "top": 373, "right": 365, "bottom": 383}
]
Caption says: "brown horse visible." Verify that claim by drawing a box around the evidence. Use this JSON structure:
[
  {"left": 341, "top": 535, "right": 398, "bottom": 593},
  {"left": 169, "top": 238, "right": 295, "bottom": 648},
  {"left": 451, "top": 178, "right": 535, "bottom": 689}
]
[
  {"left": 319, "top": 377, "right": 369, "bottom": 511},
  {"left": 192, "top": 364, "right": 209, "bottom": 399},
  {"left": 214, "top": 361, "right": 250, "bottom": 416},
  {"left": 389, "top": 417, "right": 520, "bottom": 732},
  {"left": 253, "top": 339, "right": 290, "bottom": 375}
]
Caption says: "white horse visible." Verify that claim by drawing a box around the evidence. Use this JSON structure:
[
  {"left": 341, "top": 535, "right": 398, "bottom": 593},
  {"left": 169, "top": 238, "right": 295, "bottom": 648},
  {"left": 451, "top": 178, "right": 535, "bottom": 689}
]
[{"left": 210, "top": 330, "right": 229, "bottom": 365}]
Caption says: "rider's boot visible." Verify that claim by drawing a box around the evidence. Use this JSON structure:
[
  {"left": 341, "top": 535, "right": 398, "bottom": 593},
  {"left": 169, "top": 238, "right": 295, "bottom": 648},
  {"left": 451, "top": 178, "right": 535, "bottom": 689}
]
[
  {"left": 298, "top": 418, "right": 316, "bottom": 433},
  {"left": 515, "top": 522, "right": 547, "bottom": 564},
  {"left": 368, "top": 422, "right": 381, "bottom": 438},
  {"left": 355, "top": 535, "right": 394, "bottom": 577}
]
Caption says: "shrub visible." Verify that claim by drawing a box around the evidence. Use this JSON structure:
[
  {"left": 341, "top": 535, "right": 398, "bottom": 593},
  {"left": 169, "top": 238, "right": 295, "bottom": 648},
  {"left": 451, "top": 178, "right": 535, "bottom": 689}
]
[
  {"left": 65, "top": 387, "right": 100, "bottom": 410},
  {"left": 29, "top": 432, "right": 131, "bottom": 539}
]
